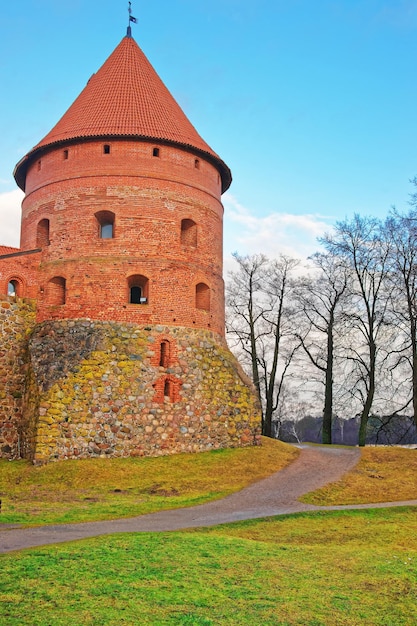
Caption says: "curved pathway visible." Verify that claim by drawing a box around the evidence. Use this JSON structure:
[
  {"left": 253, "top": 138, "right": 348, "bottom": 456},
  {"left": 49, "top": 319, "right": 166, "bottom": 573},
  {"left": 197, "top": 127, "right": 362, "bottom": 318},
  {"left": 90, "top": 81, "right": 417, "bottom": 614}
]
[{"left": 1, "top": 445, "right": 417, "bottom": 553}]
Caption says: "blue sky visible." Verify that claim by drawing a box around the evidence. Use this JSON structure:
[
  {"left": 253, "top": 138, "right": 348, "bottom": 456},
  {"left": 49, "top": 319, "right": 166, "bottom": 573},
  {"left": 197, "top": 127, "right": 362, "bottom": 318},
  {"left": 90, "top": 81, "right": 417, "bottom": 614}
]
[{"left": 1, "top": 0, "right": 417, "bottom": 265}]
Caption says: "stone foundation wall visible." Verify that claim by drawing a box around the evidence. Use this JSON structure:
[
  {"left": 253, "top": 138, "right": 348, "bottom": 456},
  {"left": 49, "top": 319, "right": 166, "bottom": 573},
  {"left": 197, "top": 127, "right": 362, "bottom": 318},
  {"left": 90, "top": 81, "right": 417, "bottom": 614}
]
[
  {"left": 0, "top": 298, "right": 36, "bottom": 458},
  {"left": 27, "top": 320, "right": 261, "bottom": 463}
]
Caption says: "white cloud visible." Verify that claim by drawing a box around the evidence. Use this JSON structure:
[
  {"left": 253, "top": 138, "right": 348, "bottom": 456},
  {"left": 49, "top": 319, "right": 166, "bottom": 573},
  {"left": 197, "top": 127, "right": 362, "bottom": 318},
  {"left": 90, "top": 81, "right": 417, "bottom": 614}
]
[
  {"left": 223, "top": 193, "right": 334, "bottom": 267},
  {"left": 0, "top": 189, "right": 23, "bottom": 247},
  {"left": 0, "top": 188, "right": 336, "bottom": 272}
]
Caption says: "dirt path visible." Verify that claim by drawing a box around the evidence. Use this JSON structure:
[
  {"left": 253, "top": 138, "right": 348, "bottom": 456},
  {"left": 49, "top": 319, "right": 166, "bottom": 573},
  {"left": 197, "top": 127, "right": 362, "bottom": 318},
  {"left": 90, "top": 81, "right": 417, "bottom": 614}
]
[{"left": 1, "top": 444, "right": 417, "bottom": 554}]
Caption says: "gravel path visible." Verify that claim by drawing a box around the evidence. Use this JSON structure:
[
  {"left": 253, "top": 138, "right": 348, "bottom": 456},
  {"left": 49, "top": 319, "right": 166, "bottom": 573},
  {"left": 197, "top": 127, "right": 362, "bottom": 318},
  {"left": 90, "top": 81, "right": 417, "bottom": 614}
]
[{"left": 1, "top": 444, "right": 417, "bottom": 554}]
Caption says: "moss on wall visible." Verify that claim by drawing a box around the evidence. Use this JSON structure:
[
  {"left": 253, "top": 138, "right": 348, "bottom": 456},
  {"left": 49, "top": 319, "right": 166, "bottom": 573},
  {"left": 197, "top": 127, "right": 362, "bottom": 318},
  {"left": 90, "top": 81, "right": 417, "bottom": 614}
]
[
  {"left": 28, "top": 320, "right": 261, "bottom": 463},
  {"left": 1, "top": 314, "right": 261, "bottom": 463},
  {"left": 0, "top": 298, "right": 36, "bottom": 458}
]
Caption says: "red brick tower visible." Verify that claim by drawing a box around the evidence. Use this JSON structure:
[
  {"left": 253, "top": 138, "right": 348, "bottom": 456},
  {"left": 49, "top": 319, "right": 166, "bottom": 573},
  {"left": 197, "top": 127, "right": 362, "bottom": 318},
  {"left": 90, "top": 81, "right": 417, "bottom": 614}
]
[
  {"left": 0, "top": 29, "right": 260, "bottom": 463},
  {"left": 14, "top": 32, "right": 231, "bottom": 337}
]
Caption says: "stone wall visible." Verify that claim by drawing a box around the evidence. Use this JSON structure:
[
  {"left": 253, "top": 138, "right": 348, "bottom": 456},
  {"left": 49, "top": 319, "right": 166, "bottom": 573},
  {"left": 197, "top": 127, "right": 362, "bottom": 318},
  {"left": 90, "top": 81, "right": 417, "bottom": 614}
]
[
  {"left": 0, "top": 297, "right": 36, "bottom": 458},
  {"left": 27, "top": 320, "right": 261, "bottom": 463}
]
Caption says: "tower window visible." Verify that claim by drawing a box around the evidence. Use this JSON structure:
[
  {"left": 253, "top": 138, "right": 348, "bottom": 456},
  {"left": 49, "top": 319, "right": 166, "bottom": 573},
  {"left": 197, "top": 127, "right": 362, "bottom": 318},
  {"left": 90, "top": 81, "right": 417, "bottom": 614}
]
[
  {"left": 195, "top": 282, "right": 210, "bottom": 311},
  {"left": 130, "top": 286, "right": 142, "bottom": 303},
  {"left": 36, "top": 219, "right": 50, "bottom": 248},
  {"left": 47, "top": 276, "right": 66, "bottom": 306},
  {"left": 128, "top": 274, "right": 149, "bottom": 304},
  {"left": 37, "top": 160, "right": 42, "bottom": 171},
  {"left": 153, "top": 147, "right": 160, "bottom": 157},
  {"left": 194, "top": 159, "right": 200, "bottom": 169},
  {"left": 101, "top": 223, "right": 113, "bottom": 238},
  {"left": 63, "top": 149, "right": 69, "bottom": 160},
  {"left": 95, "top": 211, "right": 115, "bottom": 239},
  {"left": 103, "top": 144, "right": 111, "bottom": 154},
  {"left": 181, "top": 219, "right": 197, "bottom": 247}
]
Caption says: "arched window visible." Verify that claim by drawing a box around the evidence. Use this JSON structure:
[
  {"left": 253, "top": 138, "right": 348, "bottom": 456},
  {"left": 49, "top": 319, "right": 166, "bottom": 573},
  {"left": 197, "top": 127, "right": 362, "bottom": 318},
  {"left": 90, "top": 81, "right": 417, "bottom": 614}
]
[
  {"left": 181, "top": 219, "right": 197, "bottom": 247},
  {"left": 195, "top": 283, "right": 210, "bottom": 311},
  {"left": 7, "top": 280, "right": 19, "bottom": 297},
  {"left": 36, "top": 219, "right": 50, "bottom": 248},
  {"left": 128, "top": 274, "right": 149, "bottom": 304},
  {"left": 95, "top": 211, "right": 115, "bottom": 239},
  {"left": 47, "top": 276, "right": 66, "bottom": 305}
]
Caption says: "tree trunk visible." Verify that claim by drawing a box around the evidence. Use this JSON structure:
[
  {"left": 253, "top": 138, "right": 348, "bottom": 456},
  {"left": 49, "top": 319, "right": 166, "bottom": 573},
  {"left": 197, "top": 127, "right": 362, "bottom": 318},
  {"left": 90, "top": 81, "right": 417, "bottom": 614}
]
[
  {"left": 358, "top": 341, "right": 376, "bottom": 446},
  {"left": 408, "top": 305, "right": 417, "bottom": 429},
  {"left": 322, "top": 315, "right": 334, "bottom": 444}
]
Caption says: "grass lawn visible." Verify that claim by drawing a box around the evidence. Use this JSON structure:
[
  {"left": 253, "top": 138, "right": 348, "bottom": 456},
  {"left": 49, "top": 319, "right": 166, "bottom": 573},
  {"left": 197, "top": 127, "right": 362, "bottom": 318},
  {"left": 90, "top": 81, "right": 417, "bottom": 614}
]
[
  {"left": 0, "top": 437, "right": 298, "bottom": 526},
  {"left": 2, "top": 442, "right": 417, "bottom": 624},
  {"left": 1, "top": 507, "right": 417, "bottom": 625},
  {"left": 302, "top": 446, "right": 417, "bottom": 505}
]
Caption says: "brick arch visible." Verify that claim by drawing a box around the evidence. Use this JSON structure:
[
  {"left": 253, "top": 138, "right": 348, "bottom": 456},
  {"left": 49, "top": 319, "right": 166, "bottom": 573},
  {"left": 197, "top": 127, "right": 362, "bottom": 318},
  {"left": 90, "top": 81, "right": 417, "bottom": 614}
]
[
  {"left": 159, "top": 339, "right": 170, "bottom": 368},
  {"left": 46, "top": 276, "right": 66, "bottom": 305},
  {"left": 36, "top": 218, "right": 50, "bottom": 248},
  {"left": 95, "top": 210, "right": 115, "bottom": 239},
  {"left": 127, "top": 274, "right": 149, "bottom": 304},
  {"left": 180, "top": 218, "right": 197, "bottom": 247},
  {"left": 150, "top": 336, "right": 179, "bottom": 368},
  {"left": 195, "top": 282, "right": 210, "bottom": 311},
  {"left": 5, "top": 274, "right": 26, "bottom": 297},
  {"left": 153, "top": 374, "right": 182, "bottom": 404}
]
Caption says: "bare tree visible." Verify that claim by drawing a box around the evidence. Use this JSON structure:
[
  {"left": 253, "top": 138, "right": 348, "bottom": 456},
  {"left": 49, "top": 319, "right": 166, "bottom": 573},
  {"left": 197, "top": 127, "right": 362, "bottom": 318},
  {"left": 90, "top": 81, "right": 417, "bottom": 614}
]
[
  {"left": 226, "top": 253, "right": 300, "bottom": 438},
  {"left": 295, "top": 252, "right": 349, "bottom": 443},
  {"left": 226, "top": 253, "right": 268, "bottom": 408},
  {"left": 384, "top": 200, "right": 417, "bottom": 428},
  {"left": 321, "top": 215, "right": 391, "bottom": 446}
]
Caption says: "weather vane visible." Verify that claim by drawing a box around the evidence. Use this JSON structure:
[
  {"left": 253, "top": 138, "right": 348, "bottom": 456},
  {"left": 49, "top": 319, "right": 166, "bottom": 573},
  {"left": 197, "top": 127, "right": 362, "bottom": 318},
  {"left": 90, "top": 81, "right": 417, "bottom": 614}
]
[{"left": 127, "top": 1, "right": 137, "bottom": 36}]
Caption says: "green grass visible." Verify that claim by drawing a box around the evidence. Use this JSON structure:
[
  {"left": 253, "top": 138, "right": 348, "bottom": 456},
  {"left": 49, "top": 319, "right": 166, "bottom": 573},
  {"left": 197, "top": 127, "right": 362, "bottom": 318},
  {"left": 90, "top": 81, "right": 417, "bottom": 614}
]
[
  {"left": 0, "top": 437, "right": 298, "bottom": 526},
  {"left": 1, "top": 507, "right": 417, "bottom": 625},
  {"left": 2, "top": 443, "right": 417, "bottom": 623}
]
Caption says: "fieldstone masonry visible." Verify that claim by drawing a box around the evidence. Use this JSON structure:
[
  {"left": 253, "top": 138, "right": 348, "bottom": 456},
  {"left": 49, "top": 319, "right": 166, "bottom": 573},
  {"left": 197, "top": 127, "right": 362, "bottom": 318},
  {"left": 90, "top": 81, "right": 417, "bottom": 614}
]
[
  {"left": 0, "top": 297, "right": 36, "bottom": 458},
  {"left": 0, "top": 313, "right": 260, "bottom": 463}
]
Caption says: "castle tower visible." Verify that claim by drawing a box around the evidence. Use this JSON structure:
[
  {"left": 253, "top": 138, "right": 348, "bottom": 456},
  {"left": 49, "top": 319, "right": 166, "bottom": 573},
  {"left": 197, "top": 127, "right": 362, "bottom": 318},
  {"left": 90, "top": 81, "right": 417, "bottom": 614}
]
[
  {"left": 0, "top": 29, "right": 260, "bottom": 462},
  {"left": 14, "top": 33, "right": 231, "bottom": 335}
]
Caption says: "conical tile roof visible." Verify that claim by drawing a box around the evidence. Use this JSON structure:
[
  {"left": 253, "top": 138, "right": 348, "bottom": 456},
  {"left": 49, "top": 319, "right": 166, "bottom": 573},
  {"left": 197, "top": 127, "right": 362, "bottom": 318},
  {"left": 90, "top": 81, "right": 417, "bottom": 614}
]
[{"left": 14, "top": 35, "right": 231, "bottom": 192}]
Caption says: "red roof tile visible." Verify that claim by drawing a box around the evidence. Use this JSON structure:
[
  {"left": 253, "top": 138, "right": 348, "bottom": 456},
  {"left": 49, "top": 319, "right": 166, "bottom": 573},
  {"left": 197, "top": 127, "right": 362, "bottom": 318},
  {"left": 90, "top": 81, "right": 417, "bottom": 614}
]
[
  {"left": 15, "top": 36, "right": 231, "bottom": 192},
  {"left": 0, "top": 245, "right": 20, "bottom": 256}
]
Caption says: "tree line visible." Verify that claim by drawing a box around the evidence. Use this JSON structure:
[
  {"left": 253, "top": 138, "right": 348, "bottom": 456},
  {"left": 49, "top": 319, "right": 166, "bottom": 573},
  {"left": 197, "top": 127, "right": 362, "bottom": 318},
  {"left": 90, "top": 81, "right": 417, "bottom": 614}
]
[{"left": 226, "top": 178, "right": 417, "bottom": 446}]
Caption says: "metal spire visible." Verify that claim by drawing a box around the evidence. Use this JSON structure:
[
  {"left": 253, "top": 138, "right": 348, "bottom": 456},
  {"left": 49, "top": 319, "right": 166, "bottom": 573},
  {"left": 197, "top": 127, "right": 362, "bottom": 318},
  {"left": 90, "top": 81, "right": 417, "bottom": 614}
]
[{"left": 127, "top": 1, "right": 137, "bottom": 37}]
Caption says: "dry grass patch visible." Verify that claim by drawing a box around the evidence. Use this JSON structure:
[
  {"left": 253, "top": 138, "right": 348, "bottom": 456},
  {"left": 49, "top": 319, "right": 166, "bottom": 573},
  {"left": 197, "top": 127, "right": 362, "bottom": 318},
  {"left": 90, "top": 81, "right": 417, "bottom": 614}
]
[
  {"left": 302, "top": 446, "right": 417, "bottom": 505},
  {"left": 0, "top": 437, "right": 298, "bottom": 526}
]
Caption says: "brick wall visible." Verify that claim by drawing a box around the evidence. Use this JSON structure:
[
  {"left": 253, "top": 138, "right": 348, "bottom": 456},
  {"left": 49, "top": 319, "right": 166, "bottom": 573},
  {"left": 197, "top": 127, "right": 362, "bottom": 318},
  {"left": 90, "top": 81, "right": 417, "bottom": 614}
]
[
  {"left": 0, "top": 250, "right": 41, "bottom": 300},
  {"left": 19, "top": 139, "right": 226, "bottom": 335}
]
